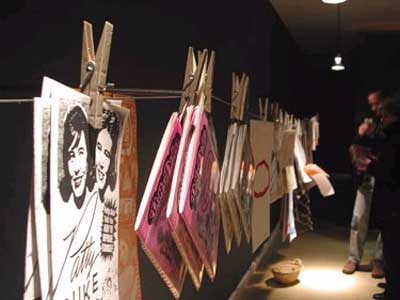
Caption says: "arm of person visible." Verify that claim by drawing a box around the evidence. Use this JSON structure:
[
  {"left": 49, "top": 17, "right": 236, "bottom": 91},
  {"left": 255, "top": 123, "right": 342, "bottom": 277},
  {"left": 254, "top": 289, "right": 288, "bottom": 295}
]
[
  {"left": 353, "top": 118, "right": 376, "bottom": 145},
  {"left": 367, "top": 134, "right": 400, "bottom": 187}
]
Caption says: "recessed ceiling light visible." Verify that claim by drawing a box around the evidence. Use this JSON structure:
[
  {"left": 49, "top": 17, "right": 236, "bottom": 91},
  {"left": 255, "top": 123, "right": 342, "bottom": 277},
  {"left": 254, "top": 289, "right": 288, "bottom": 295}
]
[{"left": 322, "top": 0, "right": 347, "bottom": 4}]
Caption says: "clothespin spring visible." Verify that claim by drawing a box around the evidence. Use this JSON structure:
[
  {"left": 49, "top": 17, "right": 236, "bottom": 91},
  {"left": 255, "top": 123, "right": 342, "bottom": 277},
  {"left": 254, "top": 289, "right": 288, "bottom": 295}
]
[{"left": 80, "top": 61, "right": 96, "bottom": 91}]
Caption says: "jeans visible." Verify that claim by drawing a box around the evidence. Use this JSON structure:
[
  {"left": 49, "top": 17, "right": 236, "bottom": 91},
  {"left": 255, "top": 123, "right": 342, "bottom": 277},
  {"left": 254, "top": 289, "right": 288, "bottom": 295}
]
[{"left": 348, "top": 175, "right": 383, "bottom": 263}]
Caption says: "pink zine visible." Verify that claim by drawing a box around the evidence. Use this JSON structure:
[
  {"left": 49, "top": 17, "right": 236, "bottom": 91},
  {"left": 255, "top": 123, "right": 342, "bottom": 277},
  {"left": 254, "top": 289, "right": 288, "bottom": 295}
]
[
  {"left": 167, "top": 106, "right": 204, "bottom": 290},
  {"left": 134, "top": 113, "right": 186, "bottom": 299},
  {"left": 179, "top": 106, "right": 221, "bottom": 281}
]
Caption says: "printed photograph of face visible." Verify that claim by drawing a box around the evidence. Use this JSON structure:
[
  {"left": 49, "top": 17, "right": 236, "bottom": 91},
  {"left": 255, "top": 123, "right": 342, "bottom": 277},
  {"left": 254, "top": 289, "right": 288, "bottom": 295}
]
[
  {"left": 60, "top": 105, "right": 94, "bottom": 209},
  {"left": 95, "top": 109, "right": 120, "bottom": 201}
]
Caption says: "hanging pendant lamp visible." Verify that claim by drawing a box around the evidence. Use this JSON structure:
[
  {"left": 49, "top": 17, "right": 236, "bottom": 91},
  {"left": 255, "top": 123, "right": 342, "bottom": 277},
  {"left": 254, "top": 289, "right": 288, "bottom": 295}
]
[
  {"left": 331, "top": 54, "right": 345, "bottom": 71},
  {"left": 331, "top": 5, "right": 345, "bottom": 71}
]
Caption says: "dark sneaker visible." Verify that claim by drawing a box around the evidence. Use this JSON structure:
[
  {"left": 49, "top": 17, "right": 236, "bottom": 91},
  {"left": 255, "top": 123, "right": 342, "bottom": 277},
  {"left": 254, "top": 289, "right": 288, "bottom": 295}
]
[
  {"left": 377, "top": 282, "right": 387, "bottom": 289},
  {"left": 342, "top": 260, "right": 358, "bottom": 274},
  {"left": 372, "top": 291, "right": 385, "bottom": 300},
  {"left": 372, "top": 260, "right": 385, "bottom": 279}
]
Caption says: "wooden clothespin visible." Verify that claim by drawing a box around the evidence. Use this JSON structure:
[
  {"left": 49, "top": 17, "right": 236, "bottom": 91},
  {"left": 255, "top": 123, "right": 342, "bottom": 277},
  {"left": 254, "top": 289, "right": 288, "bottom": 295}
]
[
  {"left": 239, "top": 74, "right": 249, "bottom": 121},
  {"left": 264, "top": 98, "right": 270, "bottom": 121},
  {"left": 230, "top": 72, "right": 240, "bottom": 120},
  {"left": 230, "top": 73, "right": 249, "bottom": 121},
  {"left": 179, "top": 47, "right": 207, "bottom": 112},
  {"left": 258, "top": 98, "right": 262, "bottom": 120},
  {"left": 201, "top": 50, "right": 215, "bottom": 113},
  {"left": 80, "top": 20, "right": 113, "bottom": 129},
  {"left": 196, "top": 50, "right": 207, "bottom": 108},
  {"left": 271, "top": 102, "right": 279, "bottom": 122}
]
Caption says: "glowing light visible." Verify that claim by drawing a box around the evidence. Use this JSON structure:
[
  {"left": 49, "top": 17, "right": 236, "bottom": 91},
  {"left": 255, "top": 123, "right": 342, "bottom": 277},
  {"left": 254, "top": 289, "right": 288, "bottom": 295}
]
[
  {"left": 299, "top": 268, "right": 355, "bottom": 291},
  {"left": 331, "top": 54, "right": 345, "bottom": 71},
  {"left": 322, "top": 0, "right": 347, "bottom": 3}
]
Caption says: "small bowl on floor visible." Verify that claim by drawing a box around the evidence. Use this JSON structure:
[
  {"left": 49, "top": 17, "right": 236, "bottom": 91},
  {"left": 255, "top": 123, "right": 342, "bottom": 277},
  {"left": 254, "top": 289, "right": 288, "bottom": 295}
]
[{"left": 271, "top": 259, "right": 303, "bottom": 285}]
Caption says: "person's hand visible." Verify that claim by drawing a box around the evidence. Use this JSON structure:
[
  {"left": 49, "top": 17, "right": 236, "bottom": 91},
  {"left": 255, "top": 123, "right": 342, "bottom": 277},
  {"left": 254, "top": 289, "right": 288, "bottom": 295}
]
[
  {"left": 358, "top": 118, "right": 375, "bottom": 136},
  {"left": 355, "top": 157, "right": 371, "bottom": 171}
]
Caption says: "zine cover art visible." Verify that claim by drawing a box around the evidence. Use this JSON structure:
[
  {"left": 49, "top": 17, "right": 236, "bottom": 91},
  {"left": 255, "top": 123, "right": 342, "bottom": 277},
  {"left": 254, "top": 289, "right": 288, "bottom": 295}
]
[
  {"left": 117, "top": 98, "right": 142, "bottom": 300},
  {"left": 249, "top": 120, "right": 273, "bottom": 252},
  {"left": 218, "top": 193, "right": 234, "bottom": 254},
  {"left": 134, "top": 113, "right": 186, "bottom": 299},
  {"left": 233, "top": 125, "right": 255, "bottom": 244},
  {"left": 218, "top": 124, "right": 235, "bottom": 254},
  {"left": 230, "top": 124, "right": 248, "bottom": 244},
  {"left": 33, "top": 97, "right": 52, "bottom": 299},
  {"left": 179, "top": 107, "right": 221, "bottom": 281},
  {"left": 269, "top": 122, "right": 284, "bottom": 203},
  {"left": 96, "top": 102, "right": 128, "bottom": 298},
  {"left": 47, "top": 78, "right": 126, "bottom": 300},
  {"left": 166, "top": 106, "right": 204, "bottom": 291},
  {"left": 223, "top": 123, "right": 242, "bottom": 247}
]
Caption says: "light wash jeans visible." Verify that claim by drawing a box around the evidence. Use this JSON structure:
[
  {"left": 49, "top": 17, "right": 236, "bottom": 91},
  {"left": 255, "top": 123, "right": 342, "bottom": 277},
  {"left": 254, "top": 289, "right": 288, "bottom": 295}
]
[{"left": 348, "top": 175, "right": 383, "bottom": 263}]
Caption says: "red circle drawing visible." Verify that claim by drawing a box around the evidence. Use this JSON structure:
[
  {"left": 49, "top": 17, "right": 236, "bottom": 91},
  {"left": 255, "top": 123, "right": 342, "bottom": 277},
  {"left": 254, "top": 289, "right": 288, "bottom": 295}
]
[{"left": 254, "top": 160, "right": 270, "bottom": 198}]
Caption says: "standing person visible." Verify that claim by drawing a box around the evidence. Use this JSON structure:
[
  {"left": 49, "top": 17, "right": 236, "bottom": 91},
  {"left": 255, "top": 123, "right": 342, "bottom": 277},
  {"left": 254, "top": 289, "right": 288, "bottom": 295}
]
[
  {"left": 364, "top": 92, "right": 400, "bottom": 300},
  {"left": 342, "top": 91, "right": 384, "bottom": 278}
]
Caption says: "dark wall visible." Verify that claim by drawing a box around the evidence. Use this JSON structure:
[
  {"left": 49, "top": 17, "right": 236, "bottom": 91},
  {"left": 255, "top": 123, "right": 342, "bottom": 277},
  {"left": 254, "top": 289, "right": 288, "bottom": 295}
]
[
  {"left": 0, "top": 0, "right": 320, "bottom": 299},
  {"left": 306, "top": 31, "right": 400, "bottom": 228}
]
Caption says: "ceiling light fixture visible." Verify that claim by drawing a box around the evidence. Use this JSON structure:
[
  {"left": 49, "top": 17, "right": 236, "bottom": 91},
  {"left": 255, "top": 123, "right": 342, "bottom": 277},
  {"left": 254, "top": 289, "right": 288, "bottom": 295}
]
[
  {"left": 322, "top": 0, "right": 347, "bottom": 4},
  {"left": 331, "top": 54, "right": 345, "bottom": 71},
  {"left": 331, "top": 5, "right": 345, "bottom": 71}
]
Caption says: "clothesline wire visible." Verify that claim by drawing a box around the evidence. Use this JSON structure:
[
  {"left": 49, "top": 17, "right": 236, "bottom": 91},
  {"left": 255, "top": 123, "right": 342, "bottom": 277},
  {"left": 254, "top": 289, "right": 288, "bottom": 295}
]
[{"left": 0, "top": 91, "right": 261, "bottom": 118}]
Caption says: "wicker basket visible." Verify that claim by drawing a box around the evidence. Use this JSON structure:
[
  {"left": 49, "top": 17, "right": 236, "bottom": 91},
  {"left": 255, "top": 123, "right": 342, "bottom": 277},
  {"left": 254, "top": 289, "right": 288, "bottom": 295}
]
[{"left": 271, "top": 259, "right": 303, "bottom": 285}]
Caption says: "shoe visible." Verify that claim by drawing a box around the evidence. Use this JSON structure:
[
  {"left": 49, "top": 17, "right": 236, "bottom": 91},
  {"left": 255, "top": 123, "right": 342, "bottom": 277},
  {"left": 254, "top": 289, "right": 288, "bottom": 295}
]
[
  {"left": 372, "top": 292, "right": 385, "bottom": 300},
  {"left": 358, "top": 263, "right": 372, "bottom": 272},
  {"left": 372, "top": 260, "right": 385, "bottom": 278},
  {"left": 342, "top": 260, "right": 358, "bottom": 274},
  {"left": 377, "top": 282, "right": 387, "bottom": 289}
]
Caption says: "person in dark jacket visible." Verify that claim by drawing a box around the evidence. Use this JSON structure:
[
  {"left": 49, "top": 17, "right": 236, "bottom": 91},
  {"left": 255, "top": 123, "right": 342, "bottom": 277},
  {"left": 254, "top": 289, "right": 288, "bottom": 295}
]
[
  {"left": 343, "top": 90, "right": 384, "bottom": 277},
  {"left": 363, "top": 91, "right": 400, "bottom": 300}
]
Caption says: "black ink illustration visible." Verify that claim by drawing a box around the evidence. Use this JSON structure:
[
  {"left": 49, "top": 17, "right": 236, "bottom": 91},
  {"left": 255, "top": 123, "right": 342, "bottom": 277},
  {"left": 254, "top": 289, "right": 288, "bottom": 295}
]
[
  {"left": 60, "top": 106, "right": 95, "bottom": 209},
  {"left": 95, "top": 109, "right": 120, "bottom": 203},
  {"left": 101, "top": 200, "right": 118, "bottom": 258},
  {"left": 148, "top": 133, "right": 181, "bottom": 225}
]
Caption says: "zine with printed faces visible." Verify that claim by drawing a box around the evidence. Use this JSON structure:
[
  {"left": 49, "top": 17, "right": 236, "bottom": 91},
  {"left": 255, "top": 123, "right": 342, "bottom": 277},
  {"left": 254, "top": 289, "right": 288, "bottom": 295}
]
[
  {"left": 135, "top": 112, "right": 186, "bottom": 299},
  {"left": 179, "top": 106, "right": 221, "bottom": 281},
  {"left": 45, "top": 77, "right": 127, "bottom": 300}
]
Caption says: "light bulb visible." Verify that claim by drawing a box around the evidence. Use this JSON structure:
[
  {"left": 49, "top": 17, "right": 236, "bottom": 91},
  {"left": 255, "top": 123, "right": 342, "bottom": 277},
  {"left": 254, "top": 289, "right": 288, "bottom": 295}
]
[{"left": 331, "top": 54, "right": 345, "bottom": 71}]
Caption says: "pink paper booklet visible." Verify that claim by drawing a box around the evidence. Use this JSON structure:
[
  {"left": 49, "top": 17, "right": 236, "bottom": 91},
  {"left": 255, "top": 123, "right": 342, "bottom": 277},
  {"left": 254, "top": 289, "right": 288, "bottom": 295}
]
[
  {"left": 166, "top": 106, "right": 204, "bottom": 290},
  {"left": 134, "top": 113, "right": 186, "bottom": 299},
  {"left": 179, "top": 106, "right": 221, "bottom": 281}
]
